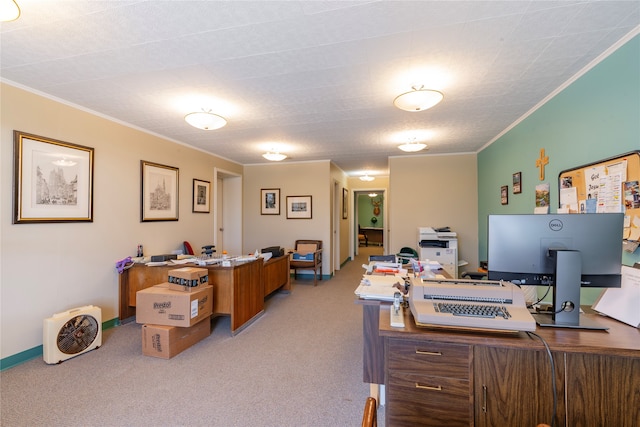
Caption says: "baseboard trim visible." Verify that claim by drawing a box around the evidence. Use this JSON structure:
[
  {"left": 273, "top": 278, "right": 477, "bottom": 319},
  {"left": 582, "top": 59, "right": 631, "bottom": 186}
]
[{"left": 0, "top": 318, "right": 119, "bottom": 371}]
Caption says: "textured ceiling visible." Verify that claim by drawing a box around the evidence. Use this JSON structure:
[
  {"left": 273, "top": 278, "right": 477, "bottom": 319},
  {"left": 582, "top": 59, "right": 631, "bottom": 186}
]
[{"left": 2, "top": 1, "right": 639, "bottom": 177}]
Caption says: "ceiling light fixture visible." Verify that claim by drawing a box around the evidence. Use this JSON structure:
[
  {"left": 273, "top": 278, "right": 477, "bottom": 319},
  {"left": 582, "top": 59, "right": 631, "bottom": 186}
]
[
  {"left": 360, "top": 173, "right": 374, "bottom": 182},
  {"left": 394, "top": 85, "right": 443, "bottom": 112},
  {"left": 184, "top": 109, "right": 227, "bottom": 130},
  {"left": 262, "top": 151, "right": 287, "bottom": 161},
  {"left": 398, "top": 139, "right": 428, "bottom": 153},
  {"left": 368, "top": 193, "right": 378, "bottom": 198},
  {"left": 0, "top": 0, "right": 20, "bottom": 22}
]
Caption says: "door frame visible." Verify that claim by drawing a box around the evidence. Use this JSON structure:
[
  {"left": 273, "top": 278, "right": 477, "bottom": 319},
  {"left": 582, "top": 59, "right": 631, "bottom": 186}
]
[{"left": 213, "top": 168, "right": 242, "bottom": 255}]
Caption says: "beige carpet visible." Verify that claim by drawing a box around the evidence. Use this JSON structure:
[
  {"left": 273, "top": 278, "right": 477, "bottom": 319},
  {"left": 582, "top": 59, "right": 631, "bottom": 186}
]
[{"left": 1, "top": 246, "right": 386, "bottom": 427}]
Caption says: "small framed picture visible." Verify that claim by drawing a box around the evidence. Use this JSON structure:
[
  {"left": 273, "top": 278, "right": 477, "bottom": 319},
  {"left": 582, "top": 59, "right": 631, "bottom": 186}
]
[
  {"left": 513, "top": 172, "right": 522, "bottom": 194},
  {"left": 261, "top": 188, "right": 280, "bottom": 215},
  {"left": 141, "top": 160, "right": 179, "bottom": 221},
  {"left": 13, "top": 131, "right": 94, "bottom": 223},
  {"left": 287, "top": 195, "right": 312, "bottom": 219},
  {"left": 501, "top": 185, "right": 509, "bottom": 205},
  {"left": 342, "top": 188, "right": 348, "bottom": 219},
  {"left": 192, "top": 179, "right": 210, "bottom": 213}
]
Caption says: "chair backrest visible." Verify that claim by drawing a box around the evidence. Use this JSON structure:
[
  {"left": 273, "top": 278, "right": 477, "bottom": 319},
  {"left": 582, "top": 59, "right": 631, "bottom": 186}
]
[
  {"left": 369, "top": 254, "right": 396, "bottom": 262},
  {"left": 295, "top": 240, "right": 322, "bottom": 254},
  {"left": 183, "top": 241, "right": 195, "bottom": 255}
]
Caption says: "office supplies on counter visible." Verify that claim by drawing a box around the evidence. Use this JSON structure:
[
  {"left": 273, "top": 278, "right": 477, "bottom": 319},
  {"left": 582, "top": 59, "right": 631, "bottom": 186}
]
[
  {"left": 409, "top": 277, "right": 536, "bottom": 332},
  {"left": 390, "top": 291, "right": 405, "bottom": 328},
  {"left": 362, "top": 261, "right": 407, "bottom": 276},
  {"left": 355, "top": 275, "right": 407, "bottom": 301}
]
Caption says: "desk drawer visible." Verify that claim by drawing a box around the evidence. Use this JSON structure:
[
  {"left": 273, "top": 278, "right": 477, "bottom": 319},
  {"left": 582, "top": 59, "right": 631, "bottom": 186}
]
[
  {"left": 387, "top": 370, "right": 472, "bottom": 426},
  {"left": 388, "top": 338, "right": 471, "bottom": 379}
]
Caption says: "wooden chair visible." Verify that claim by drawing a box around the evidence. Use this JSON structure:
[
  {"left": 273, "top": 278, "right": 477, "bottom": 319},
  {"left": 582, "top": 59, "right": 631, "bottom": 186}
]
[
  {"left": 358, "top": 225, "right": 368, "bottom": 247},
  {"left": 289, "top": 240, "right": 323, "bottom": 286},
  {"left": 361, "top": 397, "right": 377, "bottom": 427}
]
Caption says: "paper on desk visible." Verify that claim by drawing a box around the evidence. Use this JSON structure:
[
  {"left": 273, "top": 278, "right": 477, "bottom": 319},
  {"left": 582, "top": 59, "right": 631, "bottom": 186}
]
[
  {"left": 355, "top": 275, "right": 403, "bottom": 301},
  {"left": 169, "top": 258, "right": 196, "bottom": 265},
  {"left": 592, "top": 265, "right": 640, "bottom": 327}
]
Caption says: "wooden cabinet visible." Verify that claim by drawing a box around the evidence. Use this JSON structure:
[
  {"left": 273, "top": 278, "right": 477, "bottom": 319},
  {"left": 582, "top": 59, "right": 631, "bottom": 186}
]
[
  {"left": 474, "top": 346, "right": 564, "bottom": 427},
  {"left": 378, "top": 306, "right": 640, "bottom": 427},
  {"left": 263, "top": 255, "right": 290, "bottom": 296},
  {"left": 564, "top": 353, "right": 640, "bottom": 427},
  {"left": 386, "top": 338, "right": 472, "bottom": 427},
  {"left": 208, "top": 259, "right": 263, "bottom": 334}
]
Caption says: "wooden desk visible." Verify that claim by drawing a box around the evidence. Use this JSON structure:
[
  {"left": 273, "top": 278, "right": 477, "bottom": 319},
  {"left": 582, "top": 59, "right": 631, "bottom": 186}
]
[
  {"left": 361, "top": 227, "right": 383, "bottom": 246},
  {"left": 356, "top": 269, "right": 451, "bottom": 387},
  {"left": 377, "top": 307, "right": 640, "bottom": 427},
  {"left": 119, "top": 256, "right": 290, "bottom": 334}
]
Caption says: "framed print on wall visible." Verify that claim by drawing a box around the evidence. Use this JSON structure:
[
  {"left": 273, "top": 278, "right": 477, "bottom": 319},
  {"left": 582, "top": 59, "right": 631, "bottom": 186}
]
[
  {"left": 13, "top": 130, "right": 94, "bottom": 224},
  {"left": 513, "top": 172, "right": 522, "bottom": 194},
  {"left": 501, "top": 185, "right": 509, "bottom": 205},
  {"left": 141, "top": 160, "right": 179, "bottom": 221},
  {"left": 286, "top": 195, "right": 312, "bottom": 219},
  {"left": 342, "top": 188, "right": 348, "bottom": 219},
  {"left": 261, "top": 188, "right": 280, "bottom": 215},
  {"left": 192, "top": 179, "right": 210, "bottom": 213}
]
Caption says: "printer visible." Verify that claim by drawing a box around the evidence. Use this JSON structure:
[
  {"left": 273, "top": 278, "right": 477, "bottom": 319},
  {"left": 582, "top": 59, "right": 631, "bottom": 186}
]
[{"left": 417, "top": 227, "right": 458, "bottom": 278}]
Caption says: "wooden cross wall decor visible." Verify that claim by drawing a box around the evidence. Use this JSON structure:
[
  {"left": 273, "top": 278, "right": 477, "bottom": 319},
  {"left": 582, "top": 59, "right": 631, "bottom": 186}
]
[{"left": 536, "top": 148, "right": 549, "bottom": 181}]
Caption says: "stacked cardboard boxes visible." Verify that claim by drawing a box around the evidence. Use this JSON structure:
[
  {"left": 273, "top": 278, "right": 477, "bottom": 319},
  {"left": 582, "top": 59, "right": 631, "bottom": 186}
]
[{"left": 136, "top": 267, "right": 213, "bottom": 359}]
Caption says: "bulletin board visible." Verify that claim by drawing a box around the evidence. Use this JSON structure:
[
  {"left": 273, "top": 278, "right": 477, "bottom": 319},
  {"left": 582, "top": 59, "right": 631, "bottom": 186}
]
[{"left": 558, "top": 150, "right": 640, "bottom": 244}]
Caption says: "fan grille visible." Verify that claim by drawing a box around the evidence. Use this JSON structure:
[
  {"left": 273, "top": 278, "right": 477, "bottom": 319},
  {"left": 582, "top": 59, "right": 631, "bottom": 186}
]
[{"left": 56, "top": 315, "right": 99, "bottom": 354}]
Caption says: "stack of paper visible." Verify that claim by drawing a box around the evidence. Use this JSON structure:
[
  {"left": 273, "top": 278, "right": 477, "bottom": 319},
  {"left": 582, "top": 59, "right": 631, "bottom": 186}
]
[{"left": 354, "top": 275, "right": 404, "bottom": 301}]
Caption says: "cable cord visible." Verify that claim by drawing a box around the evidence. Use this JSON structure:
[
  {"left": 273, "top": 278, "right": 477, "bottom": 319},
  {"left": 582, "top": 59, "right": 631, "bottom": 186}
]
[
  {"left": 527, "top": 282, "right": 552, "bottom": 309},
  {"left": 527, "top": 331, "right": 557, "bottom": 427}
]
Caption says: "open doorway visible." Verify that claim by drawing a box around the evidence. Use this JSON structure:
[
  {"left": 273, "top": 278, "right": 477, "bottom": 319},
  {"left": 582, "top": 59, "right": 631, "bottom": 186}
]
[
  {"left": 214, "top": 168, "right": 242, "bottom": 255},
  {"left": 353, "top": 189, "right": 386, "bottom": 257}
]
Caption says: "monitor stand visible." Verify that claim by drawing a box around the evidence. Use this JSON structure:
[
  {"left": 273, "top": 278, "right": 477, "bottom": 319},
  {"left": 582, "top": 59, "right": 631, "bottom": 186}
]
[{"left": 535, "top": 250, "right": 608, "bottom": 331}]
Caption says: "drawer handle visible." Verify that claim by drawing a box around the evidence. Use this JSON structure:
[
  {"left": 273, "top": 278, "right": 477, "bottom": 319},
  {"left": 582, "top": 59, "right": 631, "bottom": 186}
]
[
  {"left": 415, "top": 350, "right": 442, "bottom": 356},
  {"left": 415, "top": 383, "right": 442, "bottom": 391}
]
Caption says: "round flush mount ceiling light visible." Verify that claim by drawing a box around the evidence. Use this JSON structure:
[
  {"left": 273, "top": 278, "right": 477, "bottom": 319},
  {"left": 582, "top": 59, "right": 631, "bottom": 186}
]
[
  {"left": 184, "top": 109, "right": 227, "bottom": 130},
  {"left": 398, "top": 139, "right": 428, "bottom": 152},
  {"left": 394, "top": 85, "right": 443, "bottom": 112},
  {"left": 0, "top": 0, "right": 20, "bottom": 22},
  {"left": 360, "top": 173, "right": 375, "bottom": 182},
  {"left": 262, "top": 151, "right": 287, "bottom": 161}
]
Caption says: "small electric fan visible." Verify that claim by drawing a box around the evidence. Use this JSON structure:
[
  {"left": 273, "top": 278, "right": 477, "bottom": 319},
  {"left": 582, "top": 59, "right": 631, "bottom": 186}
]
[{"left": 43, "top": 305, "right": 102, "bottom": 364}]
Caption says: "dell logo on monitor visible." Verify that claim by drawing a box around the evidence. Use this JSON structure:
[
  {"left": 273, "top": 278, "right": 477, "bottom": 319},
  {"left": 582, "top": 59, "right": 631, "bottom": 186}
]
[{"left": 549, "top": 219, "right": 563, "bottom": 231}]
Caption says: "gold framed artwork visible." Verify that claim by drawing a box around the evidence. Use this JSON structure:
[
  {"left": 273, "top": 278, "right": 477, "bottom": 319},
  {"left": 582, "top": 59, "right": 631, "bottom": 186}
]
[
  {"left": 141, "top": 160, "right": 179, "bottom": 221},
  {"left": 342, "top": 188, "right": 348, "bottom": 219},
  {"left": 192, "top": 179, "right": 210, "bottom": 213},
  {"left": 13, "top": 131, "right": 94, "bottom": 224}
]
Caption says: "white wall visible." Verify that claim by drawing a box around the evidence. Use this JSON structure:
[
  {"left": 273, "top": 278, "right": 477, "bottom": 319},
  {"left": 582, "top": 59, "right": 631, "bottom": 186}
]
[
  {"left": 389, "top": 153, "right": 479, "bottom": 273},
  {"left": 0, "top": 83, "right": 242, "bottom": 360}
]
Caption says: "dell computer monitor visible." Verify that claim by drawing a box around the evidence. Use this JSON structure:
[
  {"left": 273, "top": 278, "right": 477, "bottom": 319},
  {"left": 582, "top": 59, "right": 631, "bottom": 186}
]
[{"left": 487, "top": 213, "right": 623, "bottom": 329}]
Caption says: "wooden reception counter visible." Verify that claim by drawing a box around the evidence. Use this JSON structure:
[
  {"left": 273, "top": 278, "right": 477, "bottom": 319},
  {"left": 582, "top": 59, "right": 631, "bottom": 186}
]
[{"left": 119, "top": 255, "right": 290, "bottom": 334}]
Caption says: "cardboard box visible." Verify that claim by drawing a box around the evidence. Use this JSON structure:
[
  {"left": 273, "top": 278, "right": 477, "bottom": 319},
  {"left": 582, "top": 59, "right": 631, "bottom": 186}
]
[
  {"left": 142, "top": 317, "right": 211, "bottom": 359},
  {"left": 167, "top": 267, "right": 209, "bottom": 291},
  {"left": 136, "top": 284, "right": 213, "bottom": 327}
]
